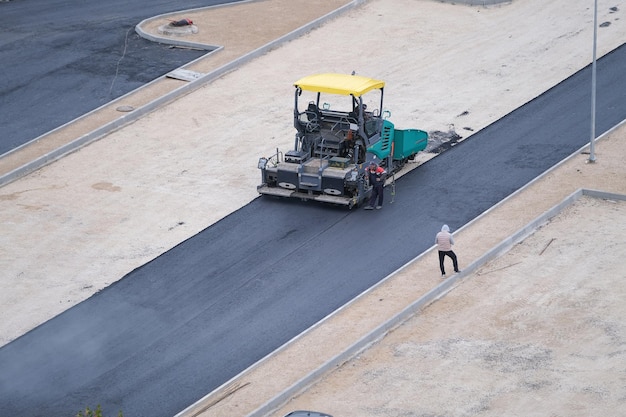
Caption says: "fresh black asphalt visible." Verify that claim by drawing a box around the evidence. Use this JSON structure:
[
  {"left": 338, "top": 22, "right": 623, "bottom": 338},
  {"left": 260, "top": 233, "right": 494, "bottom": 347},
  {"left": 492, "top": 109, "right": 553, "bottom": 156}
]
[
  {"left": 1, "top": 13, "right": 624, "bottom": 417},
  {"left": 0, "top": 0, "right": 241, "bottom": 156}
]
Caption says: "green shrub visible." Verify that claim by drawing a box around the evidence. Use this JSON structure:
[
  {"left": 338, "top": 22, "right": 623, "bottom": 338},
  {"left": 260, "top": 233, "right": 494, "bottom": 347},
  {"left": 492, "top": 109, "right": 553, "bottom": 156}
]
[{"left": 76, "top": 404, "right": 122, "bottom": 417}]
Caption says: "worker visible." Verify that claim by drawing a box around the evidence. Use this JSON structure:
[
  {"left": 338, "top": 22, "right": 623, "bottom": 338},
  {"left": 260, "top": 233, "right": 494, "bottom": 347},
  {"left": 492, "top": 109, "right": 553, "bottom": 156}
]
[
  {"left": 341, "top": 129, "right": 356, "bottom": 159},
  {"left": 435, "top": 224, "right": 460, "bottom": 277},
  {"left": 364, "top": 161, "right": 386, "bottom": 210}
]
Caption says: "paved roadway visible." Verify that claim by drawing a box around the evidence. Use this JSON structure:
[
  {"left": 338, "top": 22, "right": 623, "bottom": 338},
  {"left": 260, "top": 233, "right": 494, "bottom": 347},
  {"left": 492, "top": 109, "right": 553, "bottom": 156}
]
[
  {"left": 0, "top": 0, "right": 241, "bottom": 156},
  {"left": 1, "top": 42, "right": 624, "bottom": 417}
]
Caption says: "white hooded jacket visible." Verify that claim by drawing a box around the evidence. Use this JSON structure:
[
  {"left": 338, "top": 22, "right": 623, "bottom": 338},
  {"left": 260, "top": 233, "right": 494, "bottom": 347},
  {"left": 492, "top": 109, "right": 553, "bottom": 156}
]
[{"left": 435, "top": 224, "right": 455, "bottom": 251}]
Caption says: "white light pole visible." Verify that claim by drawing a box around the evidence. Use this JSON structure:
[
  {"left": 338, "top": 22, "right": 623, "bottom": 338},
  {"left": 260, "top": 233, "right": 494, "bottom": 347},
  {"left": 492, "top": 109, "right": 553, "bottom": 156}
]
[{"left": 588, "top": 0, "right": 598, "bottom": 163}]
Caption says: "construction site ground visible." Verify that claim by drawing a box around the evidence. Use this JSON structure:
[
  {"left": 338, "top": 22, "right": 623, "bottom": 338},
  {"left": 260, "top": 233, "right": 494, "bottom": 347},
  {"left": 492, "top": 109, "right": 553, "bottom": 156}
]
[{"left": 1, "top": 1, "right": 625, "bottom": 416}]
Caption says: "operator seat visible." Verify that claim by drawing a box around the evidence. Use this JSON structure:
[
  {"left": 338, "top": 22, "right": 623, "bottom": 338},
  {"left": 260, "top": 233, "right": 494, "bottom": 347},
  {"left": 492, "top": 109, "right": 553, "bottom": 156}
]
[
  {"left": 306, "top": 102, "right": 322, "bottom": 122},
  {"left": 305, "top": 102, "right": 321, "bottom": 132}
]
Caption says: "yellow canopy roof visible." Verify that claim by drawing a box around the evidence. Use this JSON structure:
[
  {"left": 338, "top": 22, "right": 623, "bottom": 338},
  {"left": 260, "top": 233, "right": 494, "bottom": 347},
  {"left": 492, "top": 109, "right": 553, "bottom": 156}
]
[{"left": 294, "top": 73, "right": 385, "bottom": 97}]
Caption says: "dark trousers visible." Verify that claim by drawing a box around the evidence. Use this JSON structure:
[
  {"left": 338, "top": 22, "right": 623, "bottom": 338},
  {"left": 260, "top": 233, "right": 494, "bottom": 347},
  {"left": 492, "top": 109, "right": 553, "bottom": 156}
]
[
  {"left": 438, "top": 250, "right": 459, "bottom": 274},
  {"left": 369, "top": 184, "right": 384, "bottom": 207}
]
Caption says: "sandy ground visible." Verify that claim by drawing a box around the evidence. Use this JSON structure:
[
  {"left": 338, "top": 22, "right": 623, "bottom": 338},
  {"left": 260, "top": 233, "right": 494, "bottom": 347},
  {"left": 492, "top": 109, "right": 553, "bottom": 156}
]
[
  {"left": 269, "top": 196, "right": 626, "bottom": 417},
  {"left": 1, "top": 0, "right": 626, "bottom": 416}
]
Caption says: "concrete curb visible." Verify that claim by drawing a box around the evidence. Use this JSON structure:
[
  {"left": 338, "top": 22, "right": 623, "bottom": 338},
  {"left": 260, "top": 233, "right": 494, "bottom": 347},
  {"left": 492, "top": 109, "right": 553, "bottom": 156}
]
[{"left": 0, "top": 0, "right": 363, "bottom": 188}]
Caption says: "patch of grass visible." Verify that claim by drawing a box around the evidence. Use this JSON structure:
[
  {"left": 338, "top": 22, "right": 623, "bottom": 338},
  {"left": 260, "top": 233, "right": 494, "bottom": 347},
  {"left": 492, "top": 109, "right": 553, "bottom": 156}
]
[{"left": 76, "top": 404, "right": 122, "bottom": 417}]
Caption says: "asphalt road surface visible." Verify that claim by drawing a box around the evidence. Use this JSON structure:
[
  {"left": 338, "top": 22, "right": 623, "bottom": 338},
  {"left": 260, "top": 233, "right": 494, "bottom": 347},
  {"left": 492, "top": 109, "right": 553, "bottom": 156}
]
[
  {"left": 2, "top": 38, "right": 625, "bottom": 417},
  {"left": 0, "top": 0, "right": 241, "bottom": 156}
]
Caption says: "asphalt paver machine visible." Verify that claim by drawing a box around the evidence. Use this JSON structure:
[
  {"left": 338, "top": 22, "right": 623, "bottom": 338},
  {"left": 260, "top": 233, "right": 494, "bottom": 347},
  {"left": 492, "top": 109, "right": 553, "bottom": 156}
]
[{"left": 257, "top": 73, "right": 428, "bottom": 208}]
